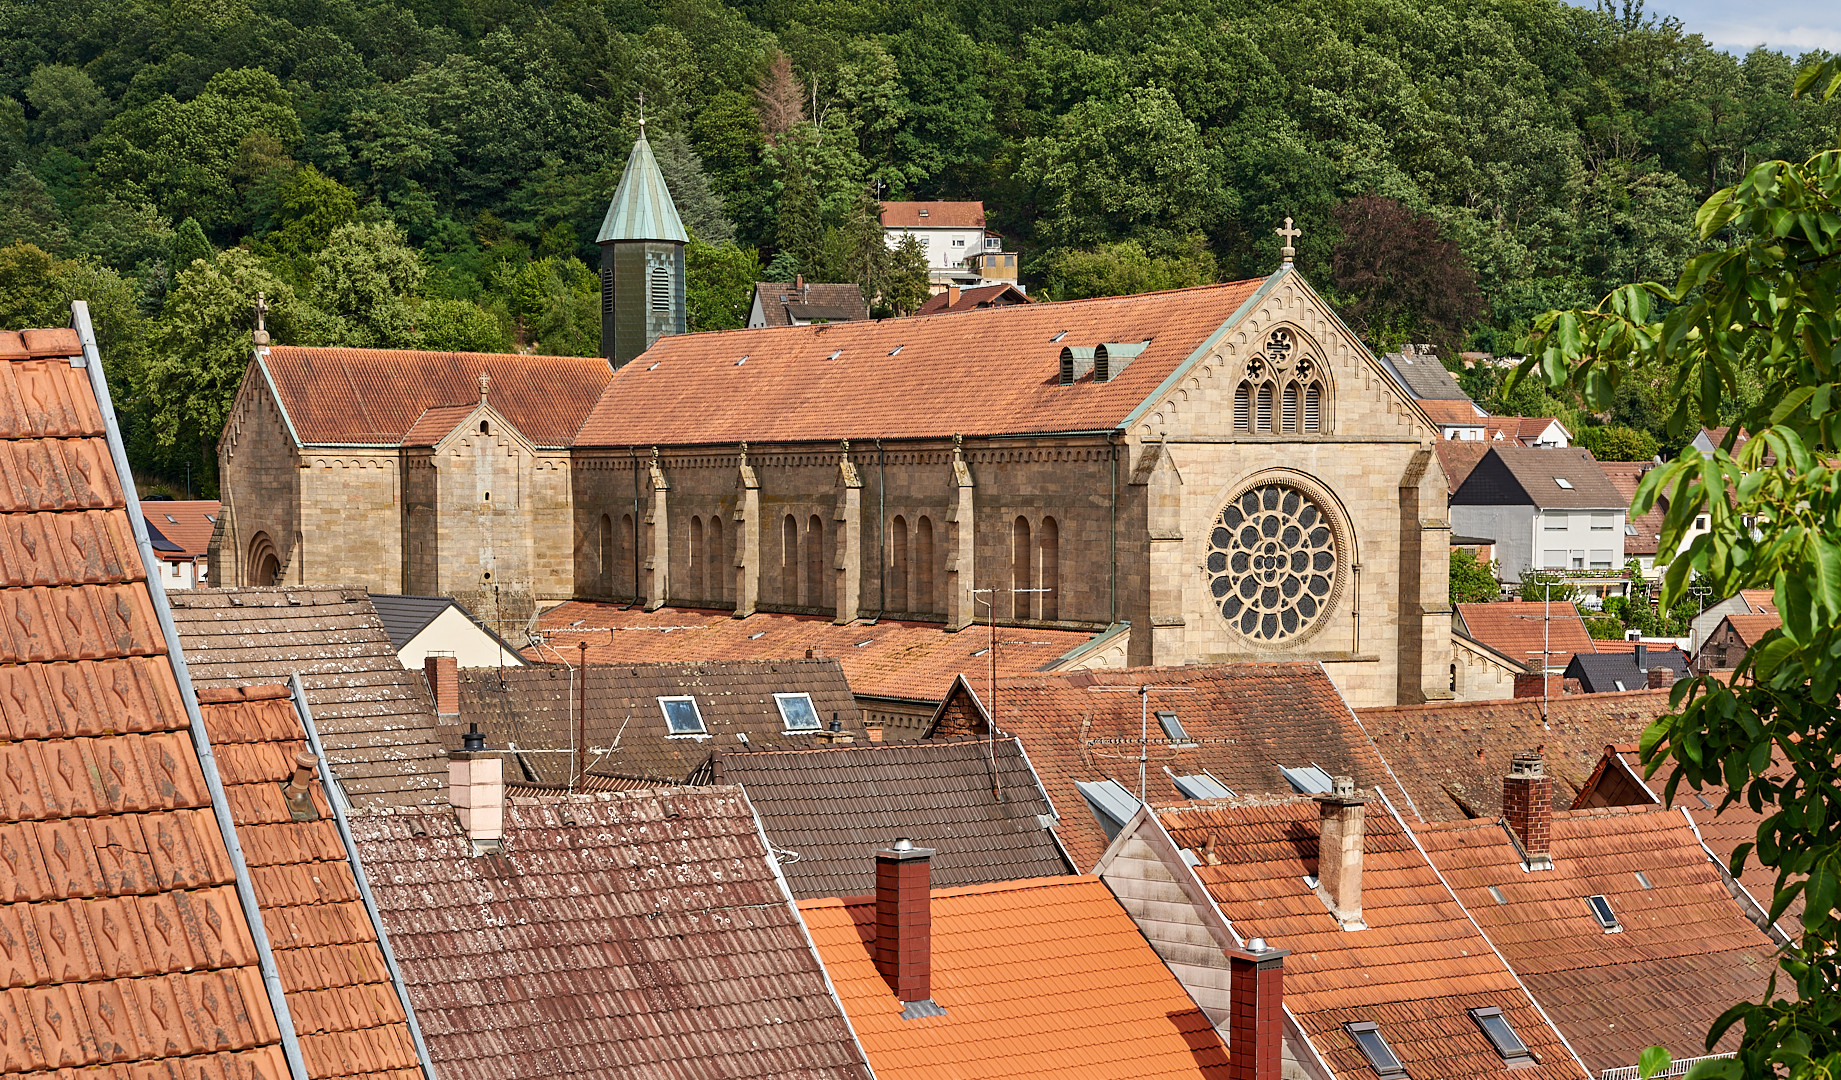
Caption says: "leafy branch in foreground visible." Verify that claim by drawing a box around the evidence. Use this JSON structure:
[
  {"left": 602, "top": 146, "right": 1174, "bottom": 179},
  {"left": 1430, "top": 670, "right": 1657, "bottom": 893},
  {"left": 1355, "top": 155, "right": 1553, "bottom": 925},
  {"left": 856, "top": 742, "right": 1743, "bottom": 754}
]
[{"left": 1519, "top": 67, "right": 1841, "bottom": 1080}]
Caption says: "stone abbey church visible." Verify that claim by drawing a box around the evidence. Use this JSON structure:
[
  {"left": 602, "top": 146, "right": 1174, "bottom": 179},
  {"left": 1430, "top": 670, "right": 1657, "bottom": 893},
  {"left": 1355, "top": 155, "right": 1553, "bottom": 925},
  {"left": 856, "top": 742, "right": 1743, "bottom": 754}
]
[{"left": 211, "top": 130, "right": 1453, "bottom": 708}]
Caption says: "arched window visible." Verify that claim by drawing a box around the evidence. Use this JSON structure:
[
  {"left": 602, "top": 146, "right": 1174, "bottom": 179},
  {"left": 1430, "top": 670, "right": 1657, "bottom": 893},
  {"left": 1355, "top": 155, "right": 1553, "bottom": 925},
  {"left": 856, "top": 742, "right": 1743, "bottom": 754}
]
[
  {"left": 708, "top": 516, "right": 725, "bottom": 602},
  {"left": 648, "top": 265, "right": 671, "bottom": 312},
  {"left": 1281, "top": 384, "right": 1299, "bottom": 433},
  {"left": 1233, "top": 384, "right": 1251, "bottom": 433},
  {"left": 1039, "top": 517, "right": 1059, "bottom": 621},
  {"left": 1256, "top": 385, "right": 1273, "bottom": 432},
  {"left": 890, "top": 515, "right": 909, "bottom": 613},
  {"left": 598, "top": 515, "right": 613, "bottom": 595},
  {"left": 1304, "top": 385, "right": 1322, "bottom": 432},
  {"left": 782, "top": 514, "right": 799, "bottom": 604},
  {"left": 806, "top": 515, "right": 825, "bottom": 608},
  {"left": 1235, "top": 328, "right": 1329, "bottom": 437},
  {"left": 1011, "top": 516, "right": 1032, "bottom": 619},
  {"left": 689, "top": 516, "right": 705, "bottom": 600},
  {"left": 619, "top": 513, "right": 637, "bottom": 596},
  {"left": 916, "top": 517, "right": 935, "bottom": 614}
]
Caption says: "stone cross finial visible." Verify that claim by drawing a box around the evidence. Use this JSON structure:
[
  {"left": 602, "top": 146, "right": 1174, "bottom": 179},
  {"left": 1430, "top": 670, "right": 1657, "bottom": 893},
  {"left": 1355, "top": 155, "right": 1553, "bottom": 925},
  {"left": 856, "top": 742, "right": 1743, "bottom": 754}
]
[
  {"left": 478, "top": 373, "right": 490, "bottom": 403},
  {"left": 738, "top": 441, "right": 749, "bottom": 467},
  {"left": 1276, "top": 217, "right": 1301, "bottom": 263},
  {"left": 638, "top": 91, "right": 646, "bottom": 129},
  {"left": 252, "top": 293, "right": 270, "bottom": 348}
]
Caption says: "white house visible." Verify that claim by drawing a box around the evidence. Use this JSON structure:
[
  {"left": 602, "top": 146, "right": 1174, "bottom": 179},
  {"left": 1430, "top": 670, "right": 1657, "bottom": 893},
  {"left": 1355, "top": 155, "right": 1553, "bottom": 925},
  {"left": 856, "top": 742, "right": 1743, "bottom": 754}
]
[
  {"left": 370, "top": 593, "right": 530, "bottom": 669},
  {"left": 1449, "top": 446, "right": 1629, "bottom": 601},
  {"left": 880, "top": 201, "right": 995, "bottom": 291}
]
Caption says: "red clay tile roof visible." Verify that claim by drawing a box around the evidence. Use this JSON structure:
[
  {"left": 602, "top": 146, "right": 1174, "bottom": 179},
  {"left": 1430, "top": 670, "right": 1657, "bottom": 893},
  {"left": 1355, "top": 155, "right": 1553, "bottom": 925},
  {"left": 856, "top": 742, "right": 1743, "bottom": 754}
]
[
  {"left": 349, "top": 789, "right": 874, "bottom": 1080},
  {"left": 1356, "top": 691, "right": 1673, "bottom": 821},
  {"left": 572, "top": 280, "right": 1268, "bottom": 447},
  {"left": 258, "top": 347, "right": 611, "bottom": 447},
  {"left": 1484, "top": 417, "right": 1567, "bottom": 444},
  {"left": 1415, "top": 806, "right": 1784, "bottom": 1073},
  {"left": 141, "top": 499, "right": 220, "bottom": 559},
  {"left": 1720, "top": 612, "right": 1782, "bottom": 647},
  {"left": 453, "top": 658, "right": 863, "bottom": 783},
  {"left": 1436, "top": 440, "right": 1492, "bottom": 492},
  {"left": 195, "top": 684, "right": 422, "bottom": 1079},
  {"left": 530, "top": 602, "right": 1101, "bottom": 702},
  {"left": 801, "top": 875, "right": 1231, "bottom": 1080},
  {"left": 0, "top": 322, "right": 292, "bottom": 1079},
  {"left": 714, "top": 737, "right": 1070, "bottom": 899},
  {"left": 1738, "top": 589, "right": 1776, "bottom": 614},
  {"left": 1415, "top": 398, "right": 1486, "bottom": 426},
  {"left": 1597, "top": 461, "right": 1662, "bottom": 556},
  {"left": 879, "top": 201, "right": 985, "bottom": 229},
  {"left": 915, "top": 283, "right": 1032, "bottom": 316},
  {"left": 1157, "top": 798, "right": 1584, "bottom": 1080},
  {"left": 1454, "top": 601, "right": 1596, "bottom": 672},
  {"left": 398, "top": 404, "right": 477, "bottom": 448},
  {"left": 940, "top": 664, "right": 1402, "bottom": 870},
  {"left": 170, "top": 587, "right": 450, "bottom": 808}
]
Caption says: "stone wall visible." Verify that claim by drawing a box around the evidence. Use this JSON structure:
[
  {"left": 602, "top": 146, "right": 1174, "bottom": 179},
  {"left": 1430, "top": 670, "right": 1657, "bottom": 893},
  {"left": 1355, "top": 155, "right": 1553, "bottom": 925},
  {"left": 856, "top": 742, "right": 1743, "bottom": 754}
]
[{"left": 210, "top": 363, "right": 302, "bottom": 586}]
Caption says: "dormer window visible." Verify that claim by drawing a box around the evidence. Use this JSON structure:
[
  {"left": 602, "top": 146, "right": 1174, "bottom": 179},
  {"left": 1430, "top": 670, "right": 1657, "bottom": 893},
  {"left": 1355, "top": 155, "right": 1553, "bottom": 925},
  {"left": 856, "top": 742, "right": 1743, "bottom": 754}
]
[
  {"left": 1156, "top": 710, "right": 1190, "bottom": 744},
  {"left": 1468, "top": 1008, "right": 1533, "bottom": 1065},
  {"left": 1345, "top": 1022, "right": 1406, "bottom": 1078}
]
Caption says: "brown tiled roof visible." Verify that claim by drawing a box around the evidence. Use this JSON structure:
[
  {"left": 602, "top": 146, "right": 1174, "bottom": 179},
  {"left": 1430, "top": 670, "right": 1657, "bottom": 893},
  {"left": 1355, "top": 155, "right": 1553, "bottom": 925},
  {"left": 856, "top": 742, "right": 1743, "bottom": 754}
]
[
  {"left": 141, "top": 498, "right": 220, "bottom": 559},
  {"left": 1158, "top": 799, "right": 1584, "bottom": 1080},
  {"left": 1597, "top": 461, "right": 1661, "bottom": 555},
  {"left": 504, "top": 772, "right": 662, "bottom": 796},
  {"left": 258, "top": 347, "right": 611, "bottom": 447},
  {"left": 879, "top": 201, "right": 985, "bottom": 229},
  {"left": 752, "top": 282, "right": 871, "bottom": 327},
  {"left": 573, "top": 280, "right": 1268, "bottom": 447},
  {"left": 1357, "top": 691, "right": 1671, "bottom": 821},
  {"left": 398, "top": 404, "right": 477, "bottom": 447},
  {"left": 170, "top": 587, "right": 449, "bottom": 808},
  {"left": 801, "top": 875, "right": 1232, "bottom": 1080},
  {"left": 0, "top": 323, "right": 292, "bottom": 1078},
  {"left": 1739, "top": 589, "right": 1776, "bottom": 614},
  {"left": 1451, "top": 446, "right": 1624, "bottom": 509},
  {"left": 1436, "top": 440, "right": 1492, "bottom": 492},
  {"left": 195, "top": 684, "right": 422, "bottom": 1078},
  {"left": 937, "top": 664, "right": 1401, "bottom": 870},
  {"left": 530, "top": 602, "right": 1100, "bottom": 703},
  {"left": 713, "top": 737, "right": 1070, "bottom": 899},
  {"left": 1484, "top": 416, "right": 1567, "bottom": 444},
  {"left": 1415, "top": 806, "right": 1783, "bottom": 1073},
  {"left": 453, "top": 658, "right": 862, "bottom": 784},
  {"left": 349, "top": 789, "right": 875, "bottom": 1080},
  {"left": 1454, "top": 600, "right": 1596, "bottom": 672},
  {"left": 1415, "top": 398, "right": 1485, "bottom": 426},
  {"left": 1720, "top": 612, "right": 1782, "bottom": 647},
  {"left": 914, "top": 283, "right": 1032, "bottom": 316}
]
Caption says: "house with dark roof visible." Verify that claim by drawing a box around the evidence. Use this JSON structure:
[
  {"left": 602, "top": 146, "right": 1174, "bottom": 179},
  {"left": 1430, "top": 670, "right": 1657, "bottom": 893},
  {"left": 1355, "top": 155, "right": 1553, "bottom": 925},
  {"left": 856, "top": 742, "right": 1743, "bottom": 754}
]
[
  {"left": 369, "top": 592, "right": 527, "bottom": 669},
  {"left": 1376, "top": 346, "right": 1471, "bottom": 400},
  {"left": 1414, "top": 756, "right": 1785, "bottom": 1076},
  {"left": 914, "top": 282, "right": 1031, "bottom": 316},
  {"left": 1449, "top": 447, "right": 1629, "bottom": 599},
  {"left": 138, "top": 497, "right": 219, "bottom": 587},
  {"left": 450, "top": 657, "right": 864, "bottom": 785},
  {"left": 1095, "top": 793, "right": 1588, "bottom": 1080},
  {"left": 748, "top": 280, "right": 871, "bottom": 328},
  {"left": 712, "top": 736, "right": 1072, "bottom": 899},
  {"left": 1562, "top": 643, "right": 1686, "bottom": 693},
  {"left": 924, "top": 664, "right": 1404, "bottom": 870}
]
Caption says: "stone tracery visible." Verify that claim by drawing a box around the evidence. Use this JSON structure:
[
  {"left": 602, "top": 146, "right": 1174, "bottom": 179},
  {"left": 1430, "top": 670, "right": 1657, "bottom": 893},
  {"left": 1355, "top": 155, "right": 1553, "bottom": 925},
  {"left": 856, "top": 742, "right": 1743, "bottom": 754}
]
[
  {"left": 1207, "top": 483, "right": 1338, "bottom": 642},
  {"left": 1233, "top": 327, "right": 1326, "bottom": 434}
]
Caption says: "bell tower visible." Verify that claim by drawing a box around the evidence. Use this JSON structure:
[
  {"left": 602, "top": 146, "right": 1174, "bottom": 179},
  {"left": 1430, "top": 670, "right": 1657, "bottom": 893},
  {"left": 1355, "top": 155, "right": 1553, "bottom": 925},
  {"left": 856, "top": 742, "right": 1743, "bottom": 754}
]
[{"left": 597, "top": 119, "right": 687, "bottom": 368}]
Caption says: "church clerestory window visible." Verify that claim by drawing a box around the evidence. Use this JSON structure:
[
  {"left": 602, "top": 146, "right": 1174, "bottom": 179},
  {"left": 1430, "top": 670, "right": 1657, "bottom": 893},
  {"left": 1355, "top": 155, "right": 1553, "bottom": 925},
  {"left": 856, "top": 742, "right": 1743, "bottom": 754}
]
[
  {"left": 1207, "top": 483, "right": 1338, "bottom": 643},
  {"left": 1233, "top": 328, "right": 1326, "bottom": 434}
]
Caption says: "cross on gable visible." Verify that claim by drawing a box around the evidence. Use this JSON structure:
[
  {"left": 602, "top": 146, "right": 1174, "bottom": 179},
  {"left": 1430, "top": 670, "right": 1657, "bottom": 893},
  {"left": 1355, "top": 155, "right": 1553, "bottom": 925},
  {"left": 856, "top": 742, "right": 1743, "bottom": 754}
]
[{"left": 1276, "top": 217, "right": 1302, "bottom": 263}]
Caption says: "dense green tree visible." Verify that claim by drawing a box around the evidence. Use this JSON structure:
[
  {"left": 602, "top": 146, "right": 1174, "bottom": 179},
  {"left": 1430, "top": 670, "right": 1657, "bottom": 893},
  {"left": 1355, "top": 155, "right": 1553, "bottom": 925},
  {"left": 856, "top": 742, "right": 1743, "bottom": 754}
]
[
  {"left": 262, "top": 166, "right": 359, "bottom": 261},
  {"left": 1575, "top": 423, "right": 1659, "bottom": 462},
  {"left": 1449, "top": 548, "right": 1501, "bottom": 605},
  {"left": 171, "top": 216, "right": 212, "bottom": 272},
  {"left": 414, "top": 297, "right": 507, "bottom": 352},
  {"left": 686, "top": 235, "right": 761, "bottom": 331},
  {"left": 0, "top": 164, "right": 66, "bottom": 250},
  {"left": 1041, "top": 237, "right": 1215, "bottom": 300},
  {"left": 879, "top": 234, "right": 929, "bottom": 315},
  {"left": 309, "top": 220, "right": 426, "bottom": 346},
  {"left": 1330, "top": 195, "right": 1484, "bottom": 357},
  {"left": 23, "top": 64, "right": 109, "bottom": 147}
]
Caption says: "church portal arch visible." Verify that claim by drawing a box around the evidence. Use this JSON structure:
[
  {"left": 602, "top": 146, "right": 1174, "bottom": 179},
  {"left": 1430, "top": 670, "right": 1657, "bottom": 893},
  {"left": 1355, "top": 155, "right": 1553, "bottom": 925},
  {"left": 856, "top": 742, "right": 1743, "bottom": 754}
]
[{"left": 247, "top": 532, "right": 281, "bottom": 586}]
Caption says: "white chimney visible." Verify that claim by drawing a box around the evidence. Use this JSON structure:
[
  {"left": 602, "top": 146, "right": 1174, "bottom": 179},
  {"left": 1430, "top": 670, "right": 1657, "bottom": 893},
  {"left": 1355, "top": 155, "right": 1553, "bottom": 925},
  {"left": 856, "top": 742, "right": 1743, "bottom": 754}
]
[
  {"left": 1314, "top": 776, "right": 1366, "bottom": 930},
  {"left": 449, "top": 724, "right": 504, "bottom": 853}
]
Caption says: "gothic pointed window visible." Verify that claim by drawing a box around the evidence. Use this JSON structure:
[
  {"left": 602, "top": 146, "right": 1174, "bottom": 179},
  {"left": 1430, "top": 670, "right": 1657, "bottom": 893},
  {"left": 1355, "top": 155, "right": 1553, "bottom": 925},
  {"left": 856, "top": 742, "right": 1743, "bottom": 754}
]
[
  {"left": 1236, "top": 327, "right": 1330, "bottom": 437},
  {"left": 1233, "top": 384, "right": 1251, "bottom": 432},
  {"left": 1256, "top": 385, "right": 1273, "bottom": 432},
  {"left": 1304, "top": 385, "right": 1322, "bottom": 432},
  {"left": 1281, "top": 384, "right": 1299, "bottom": 432}
]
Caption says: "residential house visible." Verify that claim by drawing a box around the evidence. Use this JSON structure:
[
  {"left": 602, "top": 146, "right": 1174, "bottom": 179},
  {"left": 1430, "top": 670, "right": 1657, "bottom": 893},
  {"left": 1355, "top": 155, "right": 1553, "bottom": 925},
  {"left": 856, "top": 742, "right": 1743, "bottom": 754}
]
[
  {"left": 747, "top": 280, "right": 871, "bottom": 328},
  {"left": 1562, "top": 643, "right": 1687, "bottom": 693},
  {"left": 449, "top": 657, "right": 864, "bottom": 784},
  {"left": 1437, "top": 440, "right": 1492, "bottom": 493},
  {"left": 880, "top": 200, "right": 995, "bottom": 291},
  {"left": 1414, "top": 756, "right": 1785, "bottom": 1076},
  {"left": 1415, "top": 397, "right": 1490, "bottom": 441},
  {"left": 1695, "top": 612, "right": 1781, "bottom": 673},
  {"left": 799, "top": 853, "right": 1236, "bottom": 1080},
  {"left": 1597, "top": 461, "right": 1665, "bottom": 576},
  {"left": 1688, "top": 590, "right": 1776, "bottom": 655},
  {"left": 1691, "top": 426, "right": 1750, "bottom": 455},
  {"left": 348, "top": 786, "right": 876, "bottom": 1080},
  {"left": 1484, "top": 417, "right": 1571, "bottom": 447},
  {"left": 1454, "top": 599, "right": 1598, "bottom": 673},
  {"left": 969, "top": 237, "right": 1020, "bottom": 286},
  {"left": 923, "top": 664, "right": 1401, "bottom": 870},
  {"left": 370, "top": 592, "right": 528, "bottom": 669},
  {"left": 711, "top": 737, "right": 1071, "bottom": 899},
  {"left": 1095, "top": 792, "right": 1588, "bottom": 1080},
  {"left": 139, "top": 497, "right": 219, "bottom": 587},
  {"left": 1449, "top": 446, "right": 1628, "bottom": 598},
  {"left": 528, "top": 603, "right": 1126, "bottom": 736},
  {"left": 915, "top": 282, "right": 1032, "bottom": 316},
  {"left": 1375, "top": 346, "right": 1471, "bottom": 401},
  {"left": 170, "top": 585, "right": 452, "bottom": 808}
]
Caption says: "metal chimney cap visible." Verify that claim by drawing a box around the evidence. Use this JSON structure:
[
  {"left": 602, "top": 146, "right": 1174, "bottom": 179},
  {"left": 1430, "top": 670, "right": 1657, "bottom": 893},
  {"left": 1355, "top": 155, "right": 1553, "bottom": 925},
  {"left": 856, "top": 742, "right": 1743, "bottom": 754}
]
[
  {"left": 1246, "top": 937, "right": 1267, "bottom": 954},
  {"left": 892, "top": 837, "right": 914, "bottom": 851},
  {"left": 462, "top": 723, "right": 487, "bottom": 752}
]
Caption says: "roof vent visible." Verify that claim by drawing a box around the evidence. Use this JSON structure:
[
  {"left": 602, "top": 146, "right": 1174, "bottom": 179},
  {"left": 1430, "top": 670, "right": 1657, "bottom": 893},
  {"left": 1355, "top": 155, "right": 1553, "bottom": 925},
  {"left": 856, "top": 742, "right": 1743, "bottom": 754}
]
[
  {"left": 1094, "top": 340, "right": 1150, "bottom": 382},
  {"left": 1059, "top": 346, "right": 1096, "bottom": 385},
  {"left": 918, "top": 208, "right": 929, "bottom": 217}
]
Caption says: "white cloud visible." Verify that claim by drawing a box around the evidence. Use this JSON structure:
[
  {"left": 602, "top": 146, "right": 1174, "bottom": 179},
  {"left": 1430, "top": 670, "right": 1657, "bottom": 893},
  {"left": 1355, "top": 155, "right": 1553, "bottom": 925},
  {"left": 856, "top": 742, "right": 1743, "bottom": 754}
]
[{"left": 1637, "top": 0, "right": 1841, "bottom": 55}]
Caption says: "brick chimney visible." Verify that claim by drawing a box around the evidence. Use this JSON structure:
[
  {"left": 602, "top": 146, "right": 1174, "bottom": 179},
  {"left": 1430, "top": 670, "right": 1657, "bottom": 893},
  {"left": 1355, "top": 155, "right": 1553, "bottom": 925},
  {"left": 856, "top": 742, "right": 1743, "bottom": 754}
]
[
  {"left": 1226, "top": 938, "right": 1289, "bottom": 1080},
  {"left": 865, "top": 721, "right": 884, "bottom": 744},
  {"left": 946, "top": 283, "right": 960, "bottom": 307},
  {"left": 1502, "top": 752, "right": 1553, "bottom": 871},
  {"left": 874, "top": 838, "right": 941, "bottom": 1014},
  {"left": 425, "top": 654, "right": 458, "bottom": 716},
  {"left": 1514, "top": 672, "right": 1562, "bottom": 699},
  {"left": 449, "top": 725, "right": 504, "bottom": 853},
  {"left": 1647, "top": 664, "right": 1674, "bottom": 689},
  {"left": 1314, "top": 776, "right": 1366, "bottom": 930}
]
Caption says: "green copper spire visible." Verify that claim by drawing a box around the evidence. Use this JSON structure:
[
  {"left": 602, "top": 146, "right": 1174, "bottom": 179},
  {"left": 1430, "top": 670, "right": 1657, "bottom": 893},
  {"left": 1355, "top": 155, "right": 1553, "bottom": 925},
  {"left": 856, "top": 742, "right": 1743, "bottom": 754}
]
[{"left": 597, "top": 128, "right": 688, "bottom": 244}]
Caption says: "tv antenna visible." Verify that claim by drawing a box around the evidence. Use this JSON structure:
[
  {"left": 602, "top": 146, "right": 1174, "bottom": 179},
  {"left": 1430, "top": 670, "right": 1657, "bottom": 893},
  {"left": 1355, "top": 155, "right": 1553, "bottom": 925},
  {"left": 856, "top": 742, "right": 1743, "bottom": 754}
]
[{"left": 1086, "top": 684, "right": 1198, "bottom": 802}]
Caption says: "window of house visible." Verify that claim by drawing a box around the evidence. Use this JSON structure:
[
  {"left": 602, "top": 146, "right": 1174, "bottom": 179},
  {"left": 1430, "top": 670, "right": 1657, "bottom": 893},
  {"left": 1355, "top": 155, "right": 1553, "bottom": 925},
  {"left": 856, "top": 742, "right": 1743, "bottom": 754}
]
[
  {"left": 1695, "top": 515, "right": 1709, "bottom": 529},
  {"left": 1005, "top": 255, "right": 1015, "bottom": 266},
  {"left": 1554, "top": 477, "right": 1574, "bottom": 489},
  {"left": 1590, "top": 550, "right": 1613, "bottom": 568},
  {"left": 1345, "top": 1023, "right": 1406, "bottom": 1078},
  {"left": 1544, "top": 513, "right": 1568, "bottom": 530},
  {"left": 1571, "top": 554, "right": 1584, "bottom": 570},
  {"left": 774, "top": 693, "right": 820, "bottom": 732},
  {"left": 1586, "top": 894, "right": 1622, "bottom": 932},
  {"left": 1156, "top": 710, "right": 1191, "bottom": 743},
  {"left": 1172, "top": 773, "right": 1235, "bottom": 800},
  {"left": 658, "top": 696, "right": 706, "bottom": 735},
  {"left": 952, "top": 238, "right": 966, "bottom": 246},
  {"left": 1590, "top": 515, "right": 1613, "bottom": 530},
  {"left": 1468, "top": 1008, "right": 1534, "bottom": 1065},
  {"left": 1542, "top": 550, "right": 1567, "bottom": 569},
  {"left": 1625, "top": 523, "right": 1638, "bottom": 535},
  {"left": 648, "top": 265, "right": 671, "bottom": 312},
  {"left": 1280, "top": 764, "right": 1335, "bottom": 794}
]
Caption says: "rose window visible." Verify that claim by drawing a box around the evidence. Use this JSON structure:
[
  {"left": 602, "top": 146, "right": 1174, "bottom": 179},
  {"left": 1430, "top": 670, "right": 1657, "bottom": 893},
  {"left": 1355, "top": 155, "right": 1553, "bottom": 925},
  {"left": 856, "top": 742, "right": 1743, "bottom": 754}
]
[{"left": 1207, "top": 484, "right": 1337, "bottom": 642}]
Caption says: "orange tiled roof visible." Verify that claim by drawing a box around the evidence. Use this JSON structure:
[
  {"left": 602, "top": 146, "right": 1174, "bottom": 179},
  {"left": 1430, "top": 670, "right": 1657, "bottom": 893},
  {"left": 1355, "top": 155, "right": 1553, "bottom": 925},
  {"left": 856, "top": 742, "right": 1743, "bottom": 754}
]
[
  {"left": 1415, "top": 806, "right": 1784, "bottom": 1073},
  {"left": 529, "top": 602, "right": 1101, "bottom": 702},
  {"left": 915, "top": 283, "right": 1032, "bottom": 316},
  {"left": 800, "top": 875, "right": 1231, "bottom": 1080},
  {"left": 880, "top": 201, "right": 985, "bottom": 229},
  {"left": 399, "top": 404, "right": 477, "bottom": 448},
  {"left": 1415, "top": 398, "right": 1485, "bottom": 427},
  {"left": 1597, "top": 461, "right": 1662, "bottom": 556},
  {"left": 1484, "top": 416, "right": 1565, "bottom": 444},
  {"left": 1738, "top": 589, "right": 1776, "bottom": 614},
  {"left": 258, "top": 347, "right": 612, "bottom": 447},
  {"left": 1357, "top": 691, "right": 1673, "bottom": 821},
  {"left": 1454, "top": 600, "right": 1596, "bottom": 672},
  {"left": 572, "top": 280, "right": 1268, "bottom": 447},
  {"left": 938, "top": 664, "right": 1400, "bottom": 869},
  {"left": 1722, "top": 612, "right": 1782, "bottom": 646},
  {"left": 1157, "top": 799, "right": 1585, "bottom": 1080},
  {"left": 194, "top": 684, "right": 421, "bottom": 1078},
  {"left": 141, "top": 499, "right": 220, "bottom": 559},
  {"left": 0, "top": 325, "right": 292, "bottom": 1077}
]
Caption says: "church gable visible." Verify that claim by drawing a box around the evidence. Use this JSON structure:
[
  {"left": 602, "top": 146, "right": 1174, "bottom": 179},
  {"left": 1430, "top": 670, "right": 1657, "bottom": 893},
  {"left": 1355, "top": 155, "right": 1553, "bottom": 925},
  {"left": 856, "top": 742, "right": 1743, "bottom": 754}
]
[{"left": 1125, "top": 268, "right": 1437, "bottom": 445}]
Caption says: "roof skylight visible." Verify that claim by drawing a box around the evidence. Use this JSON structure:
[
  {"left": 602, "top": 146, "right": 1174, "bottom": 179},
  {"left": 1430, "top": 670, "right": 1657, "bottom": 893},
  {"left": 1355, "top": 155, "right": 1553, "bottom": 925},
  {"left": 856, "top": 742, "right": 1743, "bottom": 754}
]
[
  {"left": 748, "top": 631, "right": 767, "bottom": 640},
  {"left": 1156, "top": 710, "right": 1190, "bottom": 743},
  {"left": 658, "top": 696, "right": 707, "bottom": 736},
  {"left": 1554, "top": 477, "right": 1574, "bottom": 489},
  {"left": 1171, "top": 773, "right": 1234, "bottom": 800},
  {"left": 1487, "top": 885, "right": 1507, "bottom": 905},
  {"left": 889, "top": 345, "right": 903, "bottom": 355},
  {"left": 1586, "top": 894, "right": 1622, "bottom": 932},
  {"left": 774, "top": 692, "right": 820, "bottom": 732},
  {"left": 1345, "top": 1022, "right": 1406, "bottom": 1078},
  {"left": 1634, "top": 871, "right": 1653, "bottom": 890},
  {"left": 1468, "top": 1007, "right": 1533, "bottom": 1064},
  {"left": 1074, "top": 778, "right": 1142, "bottom": 840},
  {"left": 735, "top": 355, "right": 748, "bottom": 366},
  {"left": 1051, "top": 330, "right": 1068, "bottom": 342},
  {"left": 1280, "top": 764, "right": 1336, "bottom": 795}
]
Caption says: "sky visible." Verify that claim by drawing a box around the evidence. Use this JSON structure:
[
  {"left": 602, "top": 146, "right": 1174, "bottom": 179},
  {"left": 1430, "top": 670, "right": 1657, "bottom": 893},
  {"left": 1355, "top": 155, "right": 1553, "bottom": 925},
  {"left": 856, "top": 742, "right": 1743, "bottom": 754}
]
[{"left": 1637, "top": 0, "right": 1841, "bottom": 55}]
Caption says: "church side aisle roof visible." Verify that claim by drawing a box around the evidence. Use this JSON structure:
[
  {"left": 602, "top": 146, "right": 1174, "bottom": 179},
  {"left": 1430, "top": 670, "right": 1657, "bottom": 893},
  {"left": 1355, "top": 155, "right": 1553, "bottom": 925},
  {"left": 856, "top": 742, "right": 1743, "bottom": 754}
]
[
  {"left": 574, "top": 278, "right": 1268, "bottom": 446},
  {"left": 256, "top": 348, "right": 611, "bottom": 448}
]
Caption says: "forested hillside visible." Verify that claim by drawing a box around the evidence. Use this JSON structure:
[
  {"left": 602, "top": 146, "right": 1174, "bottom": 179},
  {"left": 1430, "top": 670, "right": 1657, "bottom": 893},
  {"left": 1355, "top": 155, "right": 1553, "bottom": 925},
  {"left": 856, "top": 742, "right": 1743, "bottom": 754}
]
[{"left": 0, "top": 0, "right": 1835, "bottom": 491}]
